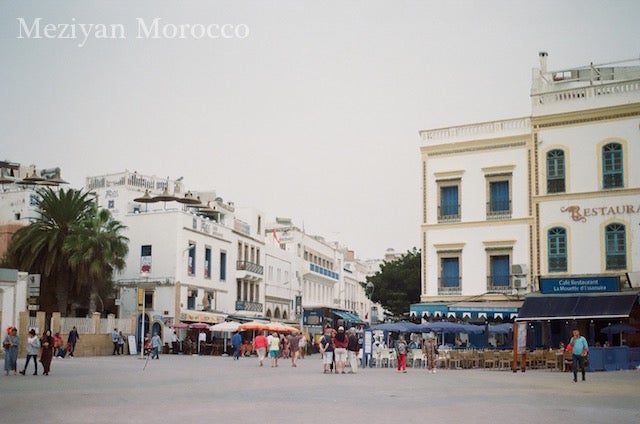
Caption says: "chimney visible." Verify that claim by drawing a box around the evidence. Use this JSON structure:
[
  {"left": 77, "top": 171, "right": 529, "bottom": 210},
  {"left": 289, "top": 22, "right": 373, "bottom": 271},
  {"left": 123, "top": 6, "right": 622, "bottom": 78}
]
[{"left": 539, "top": 51, "right": 548, "bottom": 73}]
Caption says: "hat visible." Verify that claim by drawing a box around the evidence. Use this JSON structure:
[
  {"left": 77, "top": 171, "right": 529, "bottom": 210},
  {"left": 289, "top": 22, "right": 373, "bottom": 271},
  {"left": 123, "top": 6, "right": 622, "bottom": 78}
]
[{"left": 338, "top": 326, "right": 344, "bottom": 331}]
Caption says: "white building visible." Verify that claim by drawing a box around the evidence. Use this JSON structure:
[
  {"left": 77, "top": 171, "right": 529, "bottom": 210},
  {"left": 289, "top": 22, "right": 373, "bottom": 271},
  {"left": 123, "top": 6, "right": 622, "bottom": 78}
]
[{"left": 414, "top": 53, "right": 640, "bottom": 332}]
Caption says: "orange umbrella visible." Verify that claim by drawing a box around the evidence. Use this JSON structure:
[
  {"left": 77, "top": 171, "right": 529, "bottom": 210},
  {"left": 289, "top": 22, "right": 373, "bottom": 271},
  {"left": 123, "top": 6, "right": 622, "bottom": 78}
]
[
  {"left": 265, "top": 322, "right": 298, "bottom": 334},
  {"left": 238, "top": 321, "right": 271, "bottom": 332}
]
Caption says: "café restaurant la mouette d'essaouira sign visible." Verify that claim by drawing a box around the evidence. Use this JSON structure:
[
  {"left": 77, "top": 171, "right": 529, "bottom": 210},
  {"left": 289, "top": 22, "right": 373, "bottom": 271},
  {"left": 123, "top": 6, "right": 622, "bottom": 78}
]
[{"left": 540, "top": 276, "right": 619, "bottom": 294}]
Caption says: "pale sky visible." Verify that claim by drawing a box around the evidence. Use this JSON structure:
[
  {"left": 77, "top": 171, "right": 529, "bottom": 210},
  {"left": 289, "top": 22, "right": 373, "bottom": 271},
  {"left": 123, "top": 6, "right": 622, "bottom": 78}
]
[{"left": 2, "top": 0, "right": 639, "bottom": 259}]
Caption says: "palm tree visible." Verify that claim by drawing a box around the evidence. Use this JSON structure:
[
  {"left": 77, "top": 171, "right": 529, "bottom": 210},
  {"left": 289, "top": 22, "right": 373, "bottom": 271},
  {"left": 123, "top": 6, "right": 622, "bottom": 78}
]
[
  {"left": 64, "top": 208, "right": 129, "bottom": 314},
  {"left": 7, "top": 187, "right": 95, "bottom": 314}
]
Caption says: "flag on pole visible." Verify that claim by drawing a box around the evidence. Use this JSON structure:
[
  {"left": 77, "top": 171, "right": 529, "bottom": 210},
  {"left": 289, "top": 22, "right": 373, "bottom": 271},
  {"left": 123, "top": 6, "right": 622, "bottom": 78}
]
[{"left": 272, "top": 229, "right": 280, "bottom": 245}]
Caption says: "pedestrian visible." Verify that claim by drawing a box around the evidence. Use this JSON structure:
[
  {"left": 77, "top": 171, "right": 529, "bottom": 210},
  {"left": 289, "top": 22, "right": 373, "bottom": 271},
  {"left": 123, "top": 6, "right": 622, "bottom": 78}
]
[
  {"left": 253, "top": 331, "right": 268, "bottom": 366},
  {"left": 111, "top": 328, "right": 120, "bottom": 355},
  {"left": 150, "top": 331, "right": 162, "bottom": 359},
  {"left": 3, "top": 327, "right": 20, "bottom": 375},
  {"left": 267, "top": 332, "right": 280, "bottom": 367},
  {"left": 298, "top": 332, "right": 307, "bottom": 359},
  {"left": 346, "top": 327, "right": 359, "bottom": 373},
  {"left": 231, "top": 330, "right": 242, "bottom": 360},
  {"left": 423, "top": 333, "right": 437, "bottom": 374},
  {"left": 288, "top": 330, "right": 300, "bottom": 367},
  {"left": 117, "top": 331, "right": 126, "bottom": 355},
  {"left": 40, "top": 329, "right": 54, "bottom": 376},
  {"left": 569, "top": 328, "right": 589, "bottom": 383},
  {"left": 53, "top": 332, "right": 65, "bottom": 358},
  {"left": 333, "top": 326, "right": 348, "bottom": 374},
  {"left": 395, "top": 335, "right": 408, "bottom": 373},
  {"left": 319, "top": 327, "right": 335, "bottom": 374},
  {"left": 20, "top": 329, "right": 41, "bottom": 375},
  {"left": 67, "top": 326, "right": 80, "bottom": 357}
]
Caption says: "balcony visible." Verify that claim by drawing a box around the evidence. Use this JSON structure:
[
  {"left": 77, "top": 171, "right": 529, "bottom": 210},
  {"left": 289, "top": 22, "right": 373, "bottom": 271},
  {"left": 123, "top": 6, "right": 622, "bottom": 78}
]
[
  {"left": 486, "top": 200, "right": 511, "bottom": 220},
  {"left": 486, "top": 275, "right": 512, "bottom": 293},
  {"left": 309, "top": 263, "right": 339, "bottom": 280},
  {"left": 438, "top": 205, "right": 461, "bottom": 223},
  {"left": 236, "top": 260, "right": 264, "bottom": 275},
  {"left": 235, "top": 300, "right": 263, "bottom": 312},
  {"left": 438, "top": 277, "right": 461, "bottom": 296}
]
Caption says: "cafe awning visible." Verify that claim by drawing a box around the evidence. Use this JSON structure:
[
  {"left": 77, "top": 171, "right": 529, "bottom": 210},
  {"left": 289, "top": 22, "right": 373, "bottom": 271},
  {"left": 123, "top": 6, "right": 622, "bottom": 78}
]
[
  {"left": 515, "top": 291, "right": 639, "bottom": 321},
  {"left": 332, "top": 310, "right": 365, "bottom": 325}
]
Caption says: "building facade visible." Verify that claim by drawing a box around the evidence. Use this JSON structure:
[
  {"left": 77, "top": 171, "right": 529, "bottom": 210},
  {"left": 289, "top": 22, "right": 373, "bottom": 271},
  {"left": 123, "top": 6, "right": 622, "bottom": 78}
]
[{"left": 414, "top": 53, "right": 640, "bottom": 333}]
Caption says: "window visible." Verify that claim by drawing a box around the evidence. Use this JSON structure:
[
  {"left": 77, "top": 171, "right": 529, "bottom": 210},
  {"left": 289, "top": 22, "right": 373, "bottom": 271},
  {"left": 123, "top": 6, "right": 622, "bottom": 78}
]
[
  {"left": 187, "top": 290, "right": 196, "bottom": 309},
  {"left": 438, "top": 182, "right": 460, "bottom": 222},
  {"left": 605, "top": 223, "right": 626, "bottom": 270},
  {"left": 602, "top": 143, "right": 623, "bottom": 189},
  {"left": 488, "top": 180, "right": 510, "bottom": 217},
  {"left": 187, "top": 243, "right": 196, "bottom": 276},
  {"left": 546, "top": 149, "right": 566, "bottom": 193},
  {"left": 140, "top": 245, "right": 152, "bottom": 273},
  {"left": 204, "top": 247, "right": 211, "bottom": 279},
  {"left": 548, "top": 227, "right": 567, "bottom": 272},
  {"left": 489, "top": 255, "right": 510, "bottom": 288},
  {"left": 220, "top": 251, "right": 227, "bottom": 281},
  {"left": 440, "top": 257, "right": 460, "bottom": 292}
]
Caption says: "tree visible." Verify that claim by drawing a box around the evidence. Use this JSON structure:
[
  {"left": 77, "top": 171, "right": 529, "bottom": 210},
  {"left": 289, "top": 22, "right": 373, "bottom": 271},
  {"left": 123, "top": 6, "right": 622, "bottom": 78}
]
[
  {"left": 7, "top": 188, "right": 95, "bottom": 314},
  {"left": 64, "top": 207, "right": 129, "bottom": 314},
  {"left": 364, "top": 248, "right": 421, "bottom": 317}
]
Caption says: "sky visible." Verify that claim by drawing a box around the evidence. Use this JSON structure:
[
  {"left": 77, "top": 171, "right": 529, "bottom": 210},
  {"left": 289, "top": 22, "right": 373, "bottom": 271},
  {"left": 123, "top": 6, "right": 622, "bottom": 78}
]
[{"left": 1, "top": 0, "right": 639, "bottom": 260}]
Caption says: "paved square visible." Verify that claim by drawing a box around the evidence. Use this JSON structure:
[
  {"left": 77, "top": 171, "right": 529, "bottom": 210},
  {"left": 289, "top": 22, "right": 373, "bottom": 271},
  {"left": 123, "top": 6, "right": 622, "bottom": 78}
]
[{"left": 1, "top": 354, "right": 639, "bottom": 423}]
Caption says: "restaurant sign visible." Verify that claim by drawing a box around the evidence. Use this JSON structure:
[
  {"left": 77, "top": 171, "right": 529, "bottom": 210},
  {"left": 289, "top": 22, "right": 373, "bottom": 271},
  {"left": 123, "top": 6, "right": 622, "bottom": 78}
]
[
  {"left": 561, "top": 204, "right": 640, "bottom": 223},
  {"left": 540, "top": 276, "right": 619, "bottom": 294}
]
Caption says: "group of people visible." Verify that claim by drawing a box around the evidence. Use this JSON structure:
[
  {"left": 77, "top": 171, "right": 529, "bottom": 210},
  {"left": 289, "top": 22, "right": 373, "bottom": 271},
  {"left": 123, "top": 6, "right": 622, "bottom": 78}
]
[
  {"left": 318, "top": 326, "right": 360, "bottom": 374},
  {"left": 3, "top": 326, "right": 79, "bottom": 376},
  {"left": 110, "top": 328, "right": 127, "bottom": 355},
  {"left": 249, "top": 330, "right": 307, "bottom": 368}
]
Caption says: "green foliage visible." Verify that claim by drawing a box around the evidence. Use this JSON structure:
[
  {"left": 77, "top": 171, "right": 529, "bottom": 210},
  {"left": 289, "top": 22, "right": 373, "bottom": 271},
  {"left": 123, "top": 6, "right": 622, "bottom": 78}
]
[
  {"left": 6, "top": 187, "right": 128, "bottom": 315},
  {"left": 364, "top": 248, "right": 421, "bottom": 317}
]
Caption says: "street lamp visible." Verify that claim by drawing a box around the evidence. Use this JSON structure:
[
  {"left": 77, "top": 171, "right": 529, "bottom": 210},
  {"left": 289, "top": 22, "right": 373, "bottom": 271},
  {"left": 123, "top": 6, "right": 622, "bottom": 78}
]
[{"left": 139, "top": 272, "right": 150, "bottom": 359}]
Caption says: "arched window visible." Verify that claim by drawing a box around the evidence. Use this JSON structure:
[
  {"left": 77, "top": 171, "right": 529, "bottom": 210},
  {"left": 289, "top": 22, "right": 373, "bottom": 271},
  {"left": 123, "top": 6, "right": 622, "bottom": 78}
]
[
  {"left": 602, "top": 143, "right": 623, "bottom": 189},
  {"left": 548, "top": 227, "right": 567, "bottom": 272},
  {"left": 546, "top": 149, "right": 565, "bottom": 193},
  {"left": 605, "top": 223, "right": 626, "bottom": 270}
]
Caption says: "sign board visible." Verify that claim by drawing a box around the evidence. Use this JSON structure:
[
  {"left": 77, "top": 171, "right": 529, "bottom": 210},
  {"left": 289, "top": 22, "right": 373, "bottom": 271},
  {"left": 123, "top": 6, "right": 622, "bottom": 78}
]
[
  {"left": 28, "top": 274, "right": 41, "bottom": 297},
  {"left": 540, "top": 276, "right": 619, "bottom": 294},
  {"left": 127, "top": 335, "right": 138, "bottom": 355},
  {"left": 28, "top": 304, "right": 39, "bottom": 311}
]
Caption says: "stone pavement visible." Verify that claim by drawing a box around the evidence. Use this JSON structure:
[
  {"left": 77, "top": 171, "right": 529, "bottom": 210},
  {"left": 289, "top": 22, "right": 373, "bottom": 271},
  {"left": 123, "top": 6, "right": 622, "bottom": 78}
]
[{"left": 0, "top": 353, "right": 638, "bottom": 424}]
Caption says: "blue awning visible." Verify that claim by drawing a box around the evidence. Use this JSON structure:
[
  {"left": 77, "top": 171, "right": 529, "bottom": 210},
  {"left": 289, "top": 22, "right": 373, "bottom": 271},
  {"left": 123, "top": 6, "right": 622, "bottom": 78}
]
[{"left": 332, "top": 310, "right": 365, "bottom": 324}]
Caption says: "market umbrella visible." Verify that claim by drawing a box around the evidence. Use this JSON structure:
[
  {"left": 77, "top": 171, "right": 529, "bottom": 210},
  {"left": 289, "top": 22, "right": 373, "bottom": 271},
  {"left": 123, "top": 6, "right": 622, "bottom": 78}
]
[
  {"left": 487, "top": 323, "right": 513, "bottom": 334},
  {"left": 188, "top": 322, "right": 210, "bottom": 330},
  {"left": 264, "top": 322, "right": 298, "bottom": 334},
  {"left": 209, "top": 321, "right": 240, "bottom": 332},
  {"left": 373, "top": 321, "right": 425, "bottom": 333},
  {"left": 238, "top": 321, "right": 271, "bottom": 332},
  {"left": 588, "top": 321, "right": 596, "bottom": 346},
  {"left": 209, "top": 321, "right": 241, "bottom": 353},
  {"left": 171, "top": 322, "right": 189, "bottom": 329},
  {"left": 601, "top": 323, "right": 638, "bottom": 346}
]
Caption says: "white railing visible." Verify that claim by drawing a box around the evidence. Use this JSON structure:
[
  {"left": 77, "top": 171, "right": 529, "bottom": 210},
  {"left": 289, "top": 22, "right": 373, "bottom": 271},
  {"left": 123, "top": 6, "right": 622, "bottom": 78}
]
[
  {"left": 420, "top": 117, "right": 531, "bottom": 143},
  {"left": 532, "top": 79, "right": 640, "bottom": 106},
  {"left": 57, "top": 317, "right": 133, "bottom": 335}
]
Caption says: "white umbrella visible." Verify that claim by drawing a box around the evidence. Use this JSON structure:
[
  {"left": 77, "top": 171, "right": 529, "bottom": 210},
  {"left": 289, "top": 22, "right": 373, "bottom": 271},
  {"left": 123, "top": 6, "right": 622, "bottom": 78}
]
[{"left": 209, "top": 321, "right": 241, "bottom": 354}]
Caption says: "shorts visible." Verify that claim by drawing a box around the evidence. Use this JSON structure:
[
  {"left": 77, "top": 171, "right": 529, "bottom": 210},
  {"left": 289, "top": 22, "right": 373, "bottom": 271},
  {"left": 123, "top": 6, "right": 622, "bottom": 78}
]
[
  {"left": 322, "top": 351, "right": 334, "bottom": 365},
  {"left": 334, "top": 348, "right": 347, "bottom": 362},
  {"left": 269, "top": 350, "right": 279, "bottom": 358}
]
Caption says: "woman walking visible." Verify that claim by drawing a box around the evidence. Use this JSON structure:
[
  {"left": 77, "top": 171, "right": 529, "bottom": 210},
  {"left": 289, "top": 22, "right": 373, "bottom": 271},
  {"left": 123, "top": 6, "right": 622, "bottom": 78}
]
[
  {"left": 20, "top": 329, "right": 40, "bottom": 375},
  {"left": 40, "top": 330, "right": 55, "bottom": 375},
  {"left": 3, "top": 327, "right": 20, "bottom": 375}
]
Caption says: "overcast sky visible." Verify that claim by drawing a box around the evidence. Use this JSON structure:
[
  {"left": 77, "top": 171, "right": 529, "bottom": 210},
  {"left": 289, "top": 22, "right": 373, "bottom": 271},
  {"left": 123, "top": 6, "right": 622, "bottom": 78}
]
[{"left": 1, "top": 0, "right": 639, "bottom": 259}]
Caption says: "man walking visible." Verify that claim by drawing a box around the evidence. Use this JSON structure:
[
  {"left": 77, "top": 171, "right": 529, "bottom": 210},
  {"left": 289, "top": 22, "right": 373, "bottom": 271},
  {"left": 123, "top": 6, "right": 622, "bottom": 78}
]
[
  {"left": 68, "top": 326, "right": 80, "bottom": 357},
  {"left": 569, "top": 328, "right": 588, "bottom": 382},
  {"left": 231, "top": 330, "right": 242, "bottom": 360},
  {"left": 150, "top": 331, "right": 162, "bottom": 359},
  {"left": 111, "top": 328, "right": 120, "bottom": 355}
]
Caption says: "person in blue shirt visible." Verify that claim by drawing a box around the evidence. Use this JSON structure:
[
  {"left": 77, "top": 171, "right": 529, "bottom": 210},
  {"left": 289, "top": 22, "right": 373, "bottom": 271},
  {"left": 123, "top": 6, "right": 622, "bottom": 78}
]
[
  {"left": 569, "top": 328, "right": 589, "bottom": 382},
  {"left": 231, "top": 331, "right": 243, "bottom": 360}
]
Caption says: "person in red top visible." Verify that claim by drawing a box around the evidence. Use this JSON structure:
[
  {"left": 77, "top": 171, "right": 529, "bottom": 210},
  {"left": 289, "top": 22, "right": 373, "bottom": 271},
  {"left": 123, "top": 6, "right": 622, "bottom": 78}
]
[
  {"left": 253, "top": 332, "right": 269, "bottom": 367},
  {"left": 333, "top": 326, "right": 349, "bottom": 374}
]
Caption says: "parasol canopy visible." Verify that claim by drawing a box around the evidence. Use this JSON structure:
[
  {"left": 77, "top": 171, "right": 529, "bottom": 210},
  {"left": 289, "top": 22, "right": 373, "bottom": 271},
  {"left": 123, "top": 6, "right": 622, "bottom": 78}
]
[
  {"left": 209, "top": 321, "right": 241, "bottom": 333},
  {"left": 600, "top": 323, "right": 638, "bottom": 335},
  {"left": 188, "top": 322, "right": 210, "bottom": 330}
]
